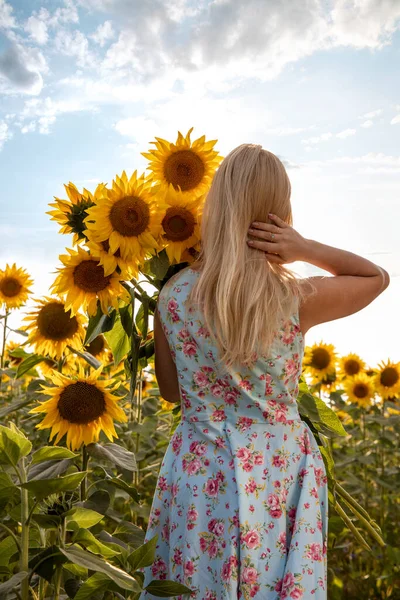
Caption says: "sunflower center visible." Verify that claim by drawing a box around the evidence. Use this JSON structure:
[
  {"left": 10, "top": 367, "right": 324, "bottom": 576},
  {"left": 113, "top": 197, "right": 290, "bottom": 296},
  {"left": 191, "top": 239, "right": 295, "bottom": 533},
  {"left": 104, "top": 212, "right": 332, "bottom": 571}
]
[
  {"left": 86, "top": 335, "right": 105, "bottom": 357},
  {"left": 380, "top": 367, "right": 399, "bottom": 388},
  {"left": 311, "top": 348, "right": 331, "bottom": 370},
  {"left": 0, "top": 277, "right": 22, "bottom": 298},
  {"left": 344, "top": 359, "right": 361, "bottom": 376},
  {"left": 109, "top": 196, "right": 150, "bottom": 237},
  {"left": 162, "top": 207, "right": 195, "bottom": 242},
  {"left": 101, "top": 240, "right": 121, "bottom": 258},
  {"left": 66, "top": 197, "right": 95, "bottom": 240},
  {"left": 58, "top": 381, "right": 106, "bottom": 424},
  {"left": 353, "top": 383, "right": 369, "bottom": 398},
  {"left": 164, "top": 150, "right": 205, "bottom": 191},
  {"left": 37, "top": 302, "right": 79, "bottom": 341},
  {"left": 73, "top": 260, "right": 111, "bottom": 293}
]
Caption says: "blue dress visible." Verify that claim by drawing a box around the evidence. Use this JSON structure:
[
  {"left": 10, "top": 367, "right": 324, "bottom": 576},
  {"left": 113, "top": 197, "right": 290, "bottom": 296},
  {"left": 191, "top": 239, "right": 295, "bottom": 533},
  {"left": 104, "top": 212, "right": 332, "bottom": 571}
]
[{"left": 140, "top": 267, "right": 328, "bottom": 599}]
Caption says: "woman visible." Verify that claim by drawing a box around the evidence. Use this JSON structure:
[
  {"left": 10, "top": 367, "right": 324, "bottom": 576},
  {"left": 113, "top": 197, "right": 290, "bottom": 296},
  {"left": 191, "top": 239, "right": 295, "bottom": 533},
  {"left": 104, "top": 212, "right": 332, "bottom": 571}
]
[{"left": 140, "top": 144, "right": 390, "bottom": 599}]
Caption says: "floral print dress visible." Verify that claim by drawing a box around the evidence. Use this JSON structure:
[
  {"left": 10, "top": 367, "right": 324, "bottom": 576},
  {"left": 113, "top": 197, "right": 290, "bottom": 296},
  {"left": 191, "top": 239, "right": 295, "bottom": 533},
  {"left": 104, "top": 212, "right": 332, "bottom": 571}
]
[{"left": 139, "top": 267, "right": 328, "bottom": 600}]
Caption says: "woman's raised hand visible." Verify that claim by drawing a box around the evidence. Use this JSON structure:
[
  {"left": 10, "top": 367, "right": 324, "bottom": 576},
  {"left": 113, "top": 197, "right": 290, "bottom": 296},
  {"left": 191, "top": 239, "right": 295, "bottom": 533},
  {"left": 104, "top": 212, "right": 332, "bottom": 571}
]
[{"left": 247, "top": 213, "right": 309, "bottom": 264}]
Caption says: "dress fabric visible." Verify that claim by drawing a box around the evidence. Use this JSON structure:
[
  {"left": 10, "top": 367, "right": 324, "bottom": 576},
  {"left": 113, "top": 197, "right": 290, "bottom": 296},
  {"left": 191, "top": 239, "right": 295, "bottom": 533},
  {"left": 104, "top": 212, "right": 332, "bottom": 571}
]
[{"left": 139, "top": 267, "right": 328, "bottom": 600}]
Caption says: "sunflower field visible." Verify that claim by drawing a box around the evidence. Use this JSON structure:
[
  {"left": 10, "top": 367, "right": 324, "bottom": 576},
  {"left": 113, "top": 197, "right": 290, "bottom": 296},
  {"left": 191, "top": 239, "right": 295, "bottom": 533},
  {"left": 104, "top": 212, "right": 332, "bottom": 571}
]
[{"left": 0, "top": 128, "right": 399, "bottom": 599}]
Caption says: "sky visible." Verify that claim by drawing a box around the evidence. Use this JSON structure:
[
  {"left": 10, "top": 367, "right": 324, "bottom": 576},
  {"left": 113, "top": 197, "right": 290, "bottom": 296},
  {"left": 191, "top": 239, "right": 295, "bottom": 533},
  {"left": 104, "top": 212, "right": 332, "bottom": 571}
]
[{"left": 0, "top": 0, "right": 399, "bottom": 367}]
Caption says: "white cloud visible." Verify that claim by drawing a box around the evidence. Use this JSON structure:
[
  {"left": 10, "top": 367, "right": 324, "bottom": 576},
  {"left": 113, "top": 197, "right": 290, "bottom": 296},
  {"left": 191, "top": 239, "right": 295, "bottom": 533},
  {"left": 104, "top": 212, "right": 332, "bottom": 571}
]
[
  {"left": 0, "top": 0, "right": 15, "bottom": 29},
  {"left": 24, "top": 10, "right": 50, "bottom": 45},
  {"left": 264, "top": 126, "right": 314, "bottom": 136},
  {"left": 0, "top": 43, "right": 47, "bottom": 95},
  {"left": 0, "top": 120, "right": 10, "bottom": 149},
  {"left": 90, "top": 20, "right": 115, "bottom": 47},
  {"left": 55, "top": 29, "right": 96, "bottom": 68},
  {"left": 361, "top": 120, "right": 373, "bottom": 128},
  {"left": 360, "top": 108, "right": 382, "bottom": 119},
  {"left": 336, "top": 128, "right": 356, "bottom": 138},
  {"left": 301, "top": 132, "right": 332, "bottom": 145},
  {"left": 47, "top": 0, "right": 79, "bottom": 27},
  {"left": 330, "top": 0, "right": 400, "bottom": 49},
  {"left": 391, "top": 114, "right": 400, "bottom": 125},
  {"left": 17, "top": 96, "right": 94, "bottom": 134}
]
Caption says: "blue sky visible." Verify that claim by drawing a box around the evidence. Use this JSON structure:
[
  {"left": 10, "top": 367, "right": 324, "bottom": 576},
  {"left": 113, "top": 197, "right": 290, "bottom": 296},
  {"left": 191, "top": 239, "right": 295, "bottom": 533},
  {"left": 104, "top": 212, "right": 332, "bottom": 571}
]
[{"left": 0, "top": 0, "right": 399, "bottom": 366}]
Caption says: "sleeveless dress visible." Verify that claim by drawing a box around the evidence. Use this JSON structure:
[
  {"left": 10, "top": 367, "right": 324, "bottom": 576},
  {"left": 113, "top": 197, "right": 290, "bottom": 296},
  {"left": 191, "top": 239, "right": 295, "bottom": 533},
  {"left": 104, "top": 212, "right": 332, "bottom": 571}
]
[{"left": 139, "top": 267, "right": 328, "bottom": 600}]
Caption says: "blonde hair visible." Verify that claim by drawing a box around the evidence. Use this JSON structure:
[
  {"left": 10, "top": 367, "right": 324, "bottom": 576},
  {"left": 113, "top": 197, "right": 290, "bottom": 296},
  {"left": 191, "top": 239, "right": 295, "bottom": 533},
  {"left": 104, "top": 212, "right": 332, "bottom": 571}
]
[{"left": 186, "top": 143, "right": 315, "bottom": 371}]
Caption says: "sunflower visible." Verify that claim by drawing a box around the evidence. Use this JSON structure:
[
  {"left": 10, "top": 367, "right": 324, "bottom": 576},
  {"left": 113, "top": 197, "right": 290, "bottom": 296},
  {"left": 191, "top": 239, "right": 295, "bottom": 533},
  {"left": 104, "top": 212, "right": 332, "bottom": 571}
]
[
  {"left": 316, "top": 371, "right": 338, "bottom": 393},
  {"left": 142, "top": 127, "right": 223, "bottom": 201},
  {"left": 303, "top": 342, "right": 337, "bottom": 379},
  {"left": 343, "top": 372, "right": 375, "bottom": 408},
  {"left": 47, "top": 182, "right": 106, "bottom": 245},
  {"left": 84, "top": 335, "right": 111, "bottom": 364},
  {"left": 156, "top": 185, "right": 204, "bottom": 265},
  {"left": 84, "top": 171, "right": 163, "bottom": 268},
  {"left": 23, "top": 297, "right": 86, "bottom": 359},
  {"left": 373, "top": 359, "right": 400, "bottom": 400},
  {"left": 0, "top": 264, "right": 33, "bottom": 310},
  {"left": 5, "top": 340, "right": 26, "bottom": 367},
  {"left": 338, "top": 353, "right": 366, "bottom": 379},
  {"left": 335, "top": 410, "right": 354, "bottom": 426},
  {"left": 85, "top": 234, "right": 139, "bottom": 279},
  {"left": 30, "top": 367, "right": 127, "bottom": 450},
  {"left": 38, "top": 352, "right": 82, "bottom": 378},
  {"left": 51, "top": 247, "right": 128, "bottom": 316},
  {"left": 160, "top": 398, "right": 176, "bottom": 411}
]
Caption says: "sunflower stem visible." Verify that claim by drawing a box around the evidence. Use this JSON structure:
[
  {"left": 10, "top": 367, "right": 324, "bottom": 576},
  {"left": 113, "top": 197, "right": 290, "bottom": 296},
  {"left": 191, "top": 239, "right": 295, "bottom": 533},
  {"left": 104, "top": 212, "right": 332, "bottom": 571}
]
[
  {"left": 0, "top": 311, "right": 9, "bottom": 388},
  {"left": 81, "top": 446, "right": 89, "bottom": 501},
  {"left": 19, "top": 457, "right": 30, "bottom": 600}
]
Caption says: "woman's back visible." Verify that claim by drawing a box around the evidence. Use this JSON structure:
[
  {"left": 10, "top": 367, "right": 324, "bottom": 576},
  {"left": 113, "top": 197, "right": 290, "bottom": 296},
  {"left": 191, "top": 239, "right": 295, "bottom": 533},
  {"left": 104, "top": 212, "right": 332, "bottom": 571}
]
[{"left": 139, "top": 267, "right": 328, "bottom": 600}]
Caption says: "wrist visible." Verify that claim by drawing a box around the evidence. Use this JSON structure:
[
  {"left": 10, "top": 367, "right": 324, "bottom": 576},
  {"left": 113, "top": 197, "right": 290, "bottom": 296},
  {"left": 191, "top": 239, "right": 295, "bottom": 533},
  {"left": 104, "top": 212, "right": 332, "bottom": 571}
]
[{"left": 299, "top": 238, "right": 317, "bottom": 263}]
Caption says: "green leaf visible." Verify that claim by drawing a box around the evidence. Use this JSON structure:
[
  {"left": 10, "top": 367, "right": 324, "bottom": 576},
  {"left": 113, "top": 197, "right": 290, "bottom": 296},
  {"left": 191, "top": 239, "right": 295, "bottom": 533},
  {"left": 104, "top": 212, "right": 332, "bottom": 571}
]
[
  {"left": 113, "top": 521, "right": 146, "bottom": 548},
  {"left": 0, "top": 537, "right": 18, "bottom": 568},
  {"left": 28, "top": 459, "right": 75, "bottom": 481},
  {"left": 298, "top": 392, "right": 347, "bottom": 437},
  {"left": 0, "top": 571, "right": 28, "bottom": 596},
  {"left": 73, "top": 572, "right": 111, "bottom": 600},
  {"left": 128, "top": 535, "right": 158, "bottom": 571},
  {"left": 83, "top": 490, "right": 110, "bottom": 515},
  {"left": 86, "top": 443, "right": 137, "bottom": 472},
  {"left": 65, "top": 507, "right": 104, "bottom": 530},
  {"left": 16, "top": 353, "right": 47, "bottom": 378},
  {"left": 68, "top": 347, "right": 102, "bottom": 370},
  {"left": 145, "top": 579, "right": 193, "bottom": 597},
  {"left": 72, "top": 529, "right": 121, "bottom": 558},
  {"left": 0, "top": 424, "right": 32, "bottom": 467},
  {"left": 0, "top": 472, "right": 17, "bottom": 511},
  {"left": 147, "top": 251, "right": 170, "bottom": 280},
  {"left": 120, "top": 304, "right": 133, "bottom": 337},
  {"left": 105, "top": 315, "right": 130, "bottom": 365},
  {"left": 0, "top": 396, "right": 36, "bottom": 419},
  {"left": 85, "top": 306, "right": 117, "bottom": 345},
  {"left": 20, "top": 471, "right": 87, "bottom": 500},
  {"left": 31, "top": 446, "right": 79, "bottom": 464},
  {"left": 30, "top": 513, "right": 61, "bottom": 529},
  {"left": 108, "top": 478, "right": 141, "bottom": 503},
  {"left": 29, "top": 546, "right": 67, "bottom": 583},
  {"left": 60, "top": 546, "right": 141, "bottom": 592}
]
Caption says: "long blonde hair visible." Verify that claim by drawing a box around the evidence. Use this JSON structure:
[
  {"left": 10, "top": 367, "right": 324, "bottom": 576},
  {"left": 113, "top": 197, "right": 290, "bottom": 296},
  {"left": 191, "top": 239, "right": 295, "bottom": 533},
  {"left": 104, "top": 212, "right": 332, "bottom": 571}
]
[{"left": 186, "top": 144, "right": 315, "bottom": 370}]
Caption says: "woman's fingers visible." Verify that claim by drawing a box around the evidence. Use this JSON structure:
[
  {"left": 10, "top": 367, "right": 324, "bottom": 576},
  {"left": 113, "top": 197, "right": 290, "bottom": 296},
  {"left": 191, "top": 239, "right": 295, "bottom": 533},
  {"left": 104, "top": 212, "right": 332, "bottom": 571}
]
[
  {"left": 250, "top": 222, "right": 282, "bottom": 235},
  {"left": 268, "top": 213, "right": 288, "bottom": 228},
  {"left": 247, "top": 239, "right": 279, "bottom": 253}
]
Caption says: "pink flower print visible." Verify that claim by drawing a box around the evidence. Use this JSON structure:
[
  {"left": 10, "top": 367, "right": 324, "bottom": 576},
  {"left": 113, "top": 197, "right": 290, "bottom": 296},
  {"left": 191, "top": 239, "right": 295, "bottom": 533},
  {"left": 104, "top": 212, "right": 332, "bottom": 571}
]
[
  {"left": 317, "top": 519, "right": 323, "bottom": 531},
  {"left": 242, "top": 529, "right": 261, "bottom": 549},
  {"left": 237, "top": 416, "right": 254, "bottom": 432},
  {"left": 211, "top": 408, "right": 226, "bottom": 422},
  {"left": 236, "top": 447, "right": 252, "bottom": 461},
  {"left": 282, "top": 328, "right": 296, "bottom": 345},
  {"left": 310, "top": 487, "right": 319, "bottom": 498},
  {"left": 173, "top": 548, "right": 183, "bottom": 565},
  {"left": 210, "top": 383, "right": 225, "bottom": 397},
  {"left": 242, "top": 567, "right": 258, "bottom": 584},
  {"left": 224, "top": 390, "right": 238, "bottom": 405},
  {"left": 187, "top": 507, "right": 198, "bottom": 521},
  {"left": 157, "top": 476, "right": 168, "bottom": 491},
  {"left": 314, "top": 467, "right": 327, "bottom": 487},
  {"left": 254, "top": 453, "right": 264, "bottom": 466},
  {"left": 199, "top": 536, "right": 207, "bottom": 552},
  {"left": 167, "top": 298, "right": 178, "bottom": 312},
  {"left": 290, "top": 588, "right": 303, "bottom": 599},
  {"left": 162, "top": 523, "right": 169, "bottom": 542},
  {"left": 239, "top": 379, "right": 252, "bottom": 391},
  {"left": 170, "top": 483, "right": 179, "bottom": 499},
  {"left": 277, "top": 531, "right": 287, "bottom": 550},
  {"left": 281, "top": 572, "right": 295, "bottom": 596},
  {"left": 304, "top": 502, "right": 310, "bottom": 509},
  {"left": 185, "top": 458, "right": 202, "bottom": 475},
  {"left": 272, "top": 454, "right": 287, "bottom": 469},
  {"left": 151, "top": 557, "right": 167, "bottom": 579},
  {"left": 204, "top": 478, "right": 220, "bottom": 497},
  {"left": 189, "top": 441, "right": 207, "bottom": 456},
  {"left": 208, "top": 538, "right": 219, "bottom": 558},
  {"left": 172, "top": 433, "right": 183, "bottom": 455},
  {"left": 298, "top": 432, "right": 312, "bottom": 455},
  {"left": 284, "top": 358, "right": 298, "bottom": 380},
  {"left": 184, "top": 560, "right": 195, "bottom": 577},
  {"left": 183, "top": 340, "right": 197, "bottom": 357},
  {"left": 221, "top": 561, "right": 232, "bottom": 581},
  {"left": 193, "top": 371, "right": 209, "bottom": 387},
  {"left": 306, "top": 543, "right": 323, "bottom": 562},
  {"left": 275, "top": 407, "right": 289, "bottom": 423},
  {"left": 288, "top": 507, "right": 296, "bottom": 521},
  {"left": 242, "top": 461, "right": 254, "bottom": 473},
  {"left": 208, "top": 518, "right": 225, "bottom": 536},
  {"left": 267, "top": 493, "right": 282, "bottom": 519},
  {"left": 216, "top": 470, "right": 225, "bottom": 482},
  {"left": 250, "top": 584, "right": 260, "bottom": 597},
  {"left": 245, "top": 479, "right": 258, "bottom": 494},
  {"left": 197, "top": 325, "right": 210, "bottom": 337}
]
